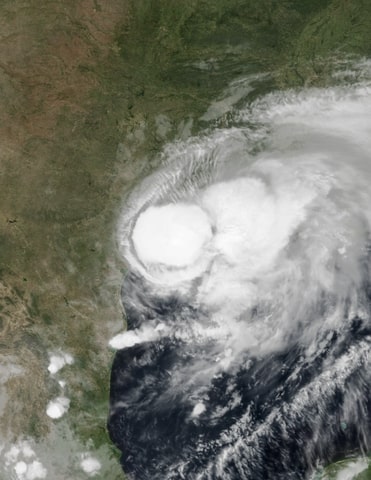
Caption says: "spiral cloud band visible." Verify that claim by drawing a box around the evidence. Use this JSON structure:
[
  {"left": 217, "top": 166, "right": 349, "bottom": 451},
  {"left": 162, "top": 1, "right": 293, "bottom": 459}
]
[{"left": 109, "top": 61, "right": 371, "bottom": 480}]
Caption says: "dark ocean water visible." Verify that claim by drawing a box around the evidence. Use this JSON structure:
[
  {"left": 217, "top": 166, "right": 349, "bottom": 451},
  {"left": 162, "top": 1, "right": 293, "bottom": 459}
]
[
  {"left": 108, "top": 63, "right": 371, "bottom": 479},
  {"left": 108, "top": 274, "right": 371, "bottom": 480}
]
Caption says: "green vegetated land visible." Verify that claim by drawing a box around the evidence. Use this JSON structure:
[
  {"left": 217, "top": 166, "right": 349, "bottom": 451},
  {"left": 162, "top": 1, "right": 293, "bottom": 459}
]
[{"left": 0, "top": 0, "right": 370, "bottom": 478}]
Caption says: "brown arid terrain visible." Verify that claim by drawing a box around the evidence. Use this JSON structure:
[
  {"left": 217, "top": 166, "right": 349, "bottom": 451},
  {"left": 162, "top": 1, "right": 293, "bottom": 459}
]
[
  {"left": 0, "top": 1, "right": 132, "bottom": 478},
  {"left": 1, "top": 0, "right": 371, "bottom": 478}
]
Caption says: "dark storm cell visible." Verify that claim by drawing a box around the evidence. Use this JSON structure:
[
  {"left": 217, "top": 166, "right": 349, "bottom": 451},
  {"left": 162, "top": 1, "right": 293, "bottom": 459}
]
[{"left": 121, "top": 272, "right": 194, "bottom": 329}]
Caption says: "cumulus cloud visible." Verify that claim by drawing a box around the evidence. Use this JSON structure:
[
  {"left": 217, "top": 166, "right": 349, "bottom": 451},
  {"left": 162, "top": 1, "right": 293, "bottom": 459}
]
[
  {"left": 46, "top": 396, "right": 70, "bottom": 419},
  {"left": 80, "top": 456, "right": 101, "bottom": 476},
  {"left": 3, "top": 441, "right": 47, "bottom": 480},
  {"left": 47, "top": 352, "right": 74, "bottom": 375}
]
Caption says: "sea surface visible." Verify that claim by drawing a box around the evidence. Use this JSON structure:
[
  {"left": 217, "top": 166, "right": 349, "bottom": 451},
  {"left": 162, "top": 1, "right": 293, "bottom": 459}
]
[
  {"left": 1, "top": 3, "right": 371, "bottom": 480},
  {"left": 109, "top": 60, "right": 371, "bottom": 480}
]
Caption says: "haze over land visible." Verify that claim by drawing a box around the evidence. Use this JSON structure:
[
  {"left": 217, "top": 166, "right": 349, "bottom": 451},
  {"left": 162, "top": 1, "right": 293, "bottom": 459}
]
[{"left": 0, "top": 1, "right": 371, "bottom": 479}]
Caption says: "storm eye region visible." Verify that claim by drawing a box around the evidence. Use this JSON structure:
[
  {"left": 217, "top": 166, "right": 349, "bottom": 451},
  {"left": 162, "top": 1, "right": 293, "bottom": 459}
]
[
  {"left": 129, "top": 173, "right": 315, "bottom": 294},
  {"left": 132, "top": 203, "right": 213, "bottom": 269},
  {"left": 111, "top": 63, "right": 371, "bottom": 480}
]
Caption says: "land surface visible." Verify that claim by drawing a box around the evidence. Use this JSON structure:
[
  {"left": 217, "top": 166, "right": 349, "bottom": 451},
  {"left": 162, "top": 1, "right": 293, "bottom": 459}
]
[{"left": 0, "top": 0, "right": 371, "bottom": 478}]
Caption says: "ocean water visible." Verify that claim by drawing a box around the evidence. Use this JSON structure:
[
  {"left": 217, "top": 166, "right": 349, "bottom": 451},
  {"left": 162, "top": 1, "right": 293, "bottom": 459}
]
[{"left": 109, "top": 60, "right": 371, "bottom": 480}]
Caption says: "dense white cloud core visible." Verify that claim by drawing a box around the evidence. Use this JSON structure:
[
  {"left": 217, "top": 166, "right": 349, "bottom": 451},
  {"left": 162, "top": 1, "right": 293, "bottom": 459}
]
[
  {"left": 112, "top": 62, "right": 371, "bottom": 480},
  {"left": 132, "top": 203, "right": 212, "bottom": 267},
  {"left": 117, "top": 60, "right": 371, "bottom": 357}
]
